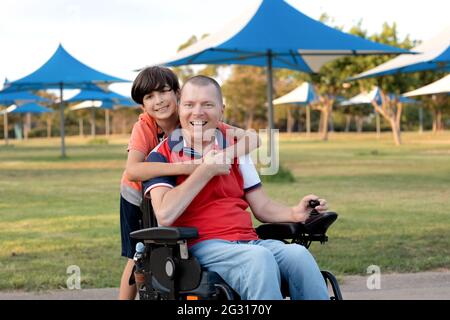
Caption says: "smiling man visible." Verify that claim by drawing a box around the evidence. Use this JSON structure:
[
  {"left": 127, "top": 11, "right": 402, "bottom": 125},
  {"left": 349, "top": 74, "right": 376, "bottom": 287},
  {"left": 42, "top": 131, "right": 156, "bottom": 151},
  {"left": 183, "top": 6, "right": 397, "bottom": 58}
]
[{"left": 142, "top": 75, "right": 330, "bottom": 300}]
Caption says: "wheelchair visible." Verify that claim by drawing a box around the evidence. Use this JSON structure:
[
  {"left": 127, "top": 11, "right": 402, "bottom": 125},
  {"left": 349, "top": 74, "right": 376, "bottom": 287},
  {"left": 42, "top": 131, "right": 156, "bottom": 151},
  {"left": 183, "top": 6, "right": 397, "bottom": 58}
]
[{"left": 130, "top": 195, "right": 343, "bottom": 300}]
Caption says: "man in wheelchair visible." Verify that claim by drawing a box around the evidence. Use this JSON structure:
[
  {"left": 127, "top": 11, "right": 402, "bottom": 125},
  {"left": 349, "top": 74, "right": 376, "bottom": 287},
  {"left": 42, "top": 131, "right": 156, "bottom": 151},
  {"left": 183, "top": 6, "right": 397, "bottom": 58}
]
[{"left": 131, "top": 75, "right": 341, "bottom": 300}]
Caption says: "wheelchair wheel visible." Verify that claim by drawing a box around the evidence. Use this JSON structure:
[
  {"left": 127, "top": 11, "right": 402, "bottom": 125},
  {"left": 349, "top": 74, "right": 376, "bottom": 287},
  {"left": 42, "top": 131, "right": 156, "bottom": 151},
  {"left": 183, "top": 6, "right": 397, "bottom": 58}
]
[
  {"left": 321, "top": 270, "right": 343, "bottom": 300},
  {"left": 214, "top": 283, "right": 238, "bottom": 300}
]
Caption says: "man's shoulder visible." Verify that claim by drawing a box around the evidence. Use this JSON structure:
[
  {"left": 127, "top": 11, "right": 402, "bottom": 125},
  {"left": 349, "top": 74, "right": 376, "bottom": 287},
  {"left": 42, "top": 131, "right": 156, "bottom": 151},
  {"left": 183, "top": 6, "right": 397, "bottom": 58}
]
[
  {"left": 148, "top": 138, "right": 170, "bottom": 156},
  {"left": 147, "top": 137, "right": 184, "bottom": 165}
]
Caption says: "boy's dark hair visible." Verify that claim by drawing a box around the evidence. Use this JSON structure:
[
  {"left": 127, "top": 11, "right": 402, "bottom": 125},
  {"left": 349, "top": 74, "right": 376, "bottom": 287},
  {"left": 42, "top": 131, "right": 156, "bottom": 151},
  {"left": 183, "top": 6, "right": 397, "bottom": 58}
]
[
  {"left": 181, "top": 75, "right": 223, "bottom": 103},
  {"left": 131, "top": 66, "right": 180, "bottom": 105}
]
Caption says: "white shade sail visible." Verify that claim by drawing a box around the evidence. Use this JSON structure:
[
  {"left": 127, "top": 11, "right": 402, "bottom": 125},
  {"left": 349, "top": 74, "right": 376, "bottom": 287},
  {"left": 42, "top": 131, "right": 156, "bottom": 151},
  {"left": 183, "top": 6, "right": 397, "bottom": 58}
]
[
  {"left": 341, "top": 87, "right": 417, "bottom": 105},
  {"left": 70, "top": 100, "right": 103, "bottom": 111},
  {"left": 351, "top": 26, "right": 450, "bottom": 80},
  {"left": 340, "top": 87, "right": 380, "bottom": 105},
  {"left": 403, "top": 74, "right": 450, "bottom": 97},
  {"left": 273, "top": 82, "right": 317, "bottom": 105}
]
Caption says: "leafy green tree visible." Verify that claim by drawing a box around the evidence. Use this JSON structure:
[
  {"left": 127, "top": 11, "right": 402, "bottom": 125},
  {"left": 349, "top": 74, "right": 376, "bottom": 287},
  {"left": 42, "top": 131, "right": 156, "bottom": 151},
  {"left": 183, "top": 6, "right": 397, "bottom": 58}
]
[
  {"left": 314, "top": 21, "right": 436, "bottom": 144},
  {"left": 222, "top": 66, "right": 267, "bottom": 129}
]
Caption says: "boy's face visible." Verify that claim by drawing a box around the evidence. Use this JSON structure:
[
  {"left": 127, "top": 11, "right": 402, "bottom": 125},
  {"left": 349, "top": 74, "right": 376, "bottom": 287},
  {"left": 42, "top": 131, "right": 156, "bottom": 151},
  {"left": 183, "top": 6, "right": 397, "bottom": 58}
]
[
  {"left": 178, "top": 82, "right": 224, "bottom": 143},
  {"left": 141, "top": 85, "right": 179, "bottom": 121}
]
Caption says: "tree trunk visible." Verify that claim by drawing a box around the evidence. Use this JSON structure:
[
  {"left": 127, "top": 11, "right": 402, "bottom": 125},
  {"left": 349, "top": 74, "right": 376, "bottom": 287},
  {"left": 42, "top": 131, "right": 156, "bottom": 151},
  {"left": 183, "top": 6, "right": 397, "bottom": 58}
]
[
  {"left": 24, "top": 113, "right": 31, "bottom": 140},
  {"left": 436, "top": 110, "right": 443, "bottom": 131},
  {"left": 91, "top": 108, "right": 96, "bottom": 137},
  {"left": 246, "top": 110, "right": 254, "bottom": 130},
  {"left": 375, "top": 112, "right": 381, "bottom": 139},
  {"left": 297, "top": 107, "right": 302, "bottom": 132},
  {"left": 395, "top": 103, "right": 403, "bottom": 131},
  {"left": 418, "top": 107, "right": 423, "bottom": 134},
  {"left": 371, "top": 93, "right": 402, "bottom": 146},
  {"left": 305, "top": 105, "right": 311, "bottom": 136},
  {"left": 3, "top": 112, "right": 8, "bottom": 145},
  {"left": 321, "top": 108, "right": 329, "bottom": 141},
  {"left": 390, "top": 118, "right": 402, "bottom": 146},
  {"left": 79, "top": 118, "right": 84, "bottom": 137},
  {"left": 318, "top": 109, "right": 323, "bottom": 133},
  {"left": 47, "top": 116, "right": 52, "bottom": 138},
  {"left": 320, "top": 101, "right": 333, "bottom": 141},
  {"left": 432, "top": 109, "right": 437, "bottom": 133},
  {"left": 105, "top": 109, "right": 110, "bottom": 136},
  {"left": 121, "top": 118, "right": 127, "bottom": 134},
  {"left": 286, "top": 106, "right": 294, "bottom": 133},
  {"left": 328, "top": 113, "right": 334, "bottom": 132},
  {"left": 355, "top": 115, "right": 363, "bottom": 133},
  {"left": 344, "top": 114, "right": 351, "bottom": 132}
]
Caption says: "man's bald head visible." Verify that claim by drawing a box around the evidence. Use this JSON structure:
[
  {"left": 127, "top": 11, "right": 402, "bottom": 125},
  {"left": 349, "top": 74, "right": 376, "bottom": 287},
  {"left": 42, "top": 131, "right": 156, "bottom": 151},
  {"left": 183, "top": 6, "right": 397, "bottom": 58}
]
[{"left": 180, "top": 75, "right": 223, "bottom": 104}]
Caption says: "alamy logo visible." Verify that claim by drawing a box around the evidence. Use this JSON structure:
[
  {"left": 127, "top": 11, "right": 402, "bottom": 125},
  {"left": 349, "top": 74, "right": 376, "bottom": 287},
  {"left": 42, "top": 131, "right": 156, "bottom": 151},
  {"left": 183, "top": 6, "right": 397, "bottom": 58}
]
[
  {"left": 256, "top": 129, "right": 279, "bottom": 176},
  {"left": 366, "top": 265, "right": 381, "bottom": 290},
  {"left": 167, "top": 128, "right": 280, "bottom": 175},
  {"left": 66, "top": 265, "right": 81, "bottom": 290}
]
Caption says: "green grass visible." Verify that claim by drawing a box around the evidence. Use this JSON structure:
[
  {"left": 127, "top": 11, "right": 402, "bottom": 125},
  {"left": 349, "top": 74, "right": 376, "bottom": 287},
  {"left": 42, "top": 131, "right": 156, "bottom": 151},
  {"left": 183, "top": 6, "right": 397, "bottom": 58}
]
[{"left": 0, "top": 132, "right": 449, "bottom": 291}]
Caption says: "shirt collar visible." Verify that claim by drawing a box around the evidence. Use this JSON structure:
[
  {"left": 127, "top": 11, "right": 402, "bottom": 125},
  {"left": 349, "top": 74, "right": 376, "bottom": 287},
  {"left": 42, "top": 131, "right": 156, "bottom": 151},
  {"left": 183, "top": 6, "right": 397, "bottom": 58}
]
[{"left": 167, "top": 127, "right": 227, "bottom": 159}]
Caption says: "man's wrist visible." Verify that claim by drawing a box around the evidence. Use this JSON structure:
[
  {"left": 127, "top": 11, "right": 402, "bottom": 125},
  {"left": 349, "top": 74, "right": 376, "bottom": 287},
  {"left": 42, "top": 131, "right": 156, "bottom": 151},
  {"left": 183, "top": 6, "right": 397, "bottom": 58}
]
[
  {"left": 289, "top": 207, "right": 297, "bottom": 222},
  {"left": 290, "top": 206, "right": 306, "bottom": 223}
]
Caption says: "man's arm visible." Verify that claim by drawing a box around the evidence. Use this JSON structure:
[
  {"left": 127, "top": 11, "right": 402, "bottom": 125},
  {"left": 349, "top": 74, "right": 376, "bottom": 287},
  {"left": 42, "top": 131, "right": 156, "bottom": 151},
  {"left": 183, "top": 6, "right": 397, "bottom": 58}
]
[
  {"left": 245, "top": 188, "right": 328, "bottom": 223},
  {"left": 126, "top": 149, "right": 198, "bottom": 182},
  {"left": 148, "top": 151, "right": 230, "bottom": 226}
]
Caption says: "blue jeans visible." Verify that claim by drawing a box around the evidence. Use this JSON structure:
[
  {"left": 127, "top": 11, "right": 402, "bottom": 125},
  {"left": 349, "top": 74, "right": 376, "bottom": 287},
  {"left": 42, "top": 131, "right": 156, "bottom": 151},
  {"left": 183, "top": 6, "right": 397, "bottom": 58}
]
[{"left": 189, "top": 239, "right": 329, "bottom": 300}]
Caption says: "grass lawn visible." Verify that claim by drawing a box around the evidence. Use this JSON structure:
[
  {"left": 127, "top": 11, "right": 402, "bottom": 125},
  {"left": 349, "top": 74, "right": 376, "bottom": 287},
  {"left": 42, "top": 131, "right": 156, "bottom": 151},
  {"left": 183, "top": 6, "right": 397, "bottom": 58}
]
[{"left": 0, "top": 132, "right": 449, "bottom": 291}]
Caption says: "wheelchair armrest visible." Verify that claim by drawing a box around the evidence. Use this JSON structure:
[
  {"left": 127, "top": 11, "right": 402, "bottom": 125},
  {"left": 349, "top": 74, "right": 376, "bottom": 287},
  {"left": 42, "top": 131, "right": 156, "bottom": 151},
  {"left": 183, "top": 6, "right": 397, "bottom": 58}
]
[
  {"left": 255, "top": 212, "right": 338, "bottom": 240},
  {"left": 256, "top": 222, "right": 304, "bottom": 240},
  {"left": 130, "top": 226, "right": 199, "bottom": 241},
  {"left": 304, "top": 212, "right": 338, "bottom": 235}
]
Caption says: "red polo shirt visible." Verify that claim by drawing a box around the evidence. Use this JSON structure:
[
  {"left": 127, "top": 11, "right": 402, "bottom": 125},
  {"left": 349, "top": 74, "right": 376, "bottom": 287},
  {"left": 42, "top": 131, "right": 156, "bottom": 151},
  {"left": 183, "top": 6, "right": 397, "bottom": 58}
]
[{"left": 143, "top": 128, "right": 261, "bottom": 246}]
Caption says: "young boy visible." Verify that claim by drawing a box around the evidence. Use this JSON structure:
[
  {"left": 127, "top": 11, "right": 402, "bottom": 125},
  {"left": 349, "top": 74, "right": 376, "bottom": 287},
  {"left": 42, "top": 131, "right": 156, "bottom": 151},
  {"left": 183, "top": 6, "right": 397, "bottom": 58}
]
[{"left": 119, "top": 67, "right": 260, "bottom": 299}]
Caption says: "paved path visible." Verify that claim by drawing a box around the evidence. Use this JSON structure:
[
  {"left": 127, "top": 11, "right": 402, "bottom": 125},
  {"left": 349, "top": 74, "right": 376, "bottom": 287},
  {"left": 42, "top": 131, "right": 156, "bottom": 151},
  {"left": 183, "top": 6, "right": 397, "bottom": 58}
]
[
  {"left": 1, "top": 271, "right": 449, "bottom": 300},
  {"left": 339, "top": 271, "right": 450, "bottom": 300}
]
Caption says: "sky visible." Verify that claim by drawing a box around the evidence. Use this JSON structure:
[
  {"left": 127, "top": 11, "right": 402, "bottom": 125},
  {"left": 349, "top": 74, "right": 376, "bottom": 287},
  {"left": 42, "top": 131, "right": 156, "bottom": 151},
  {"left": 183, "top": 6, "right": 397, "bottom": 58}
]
[{"left": 0, "top": 0, "right": 448, "bottom": 96}]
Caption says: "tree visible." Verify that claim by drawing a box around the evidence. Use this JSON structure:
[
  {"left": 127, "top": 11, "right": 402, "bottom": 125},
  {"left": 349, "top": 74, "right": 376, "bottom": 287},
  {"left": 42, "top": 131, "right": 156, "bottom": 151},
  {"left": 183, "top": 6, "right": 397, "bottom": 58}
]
[
  {"left": 222, "top": 66, "right": 267, "bottom": 129},
  {"left": 315, "top": 21, "right": 435, "bottom": 145},
  {"left": 306, "top": 17, "right": 367, "bottom": 141}
]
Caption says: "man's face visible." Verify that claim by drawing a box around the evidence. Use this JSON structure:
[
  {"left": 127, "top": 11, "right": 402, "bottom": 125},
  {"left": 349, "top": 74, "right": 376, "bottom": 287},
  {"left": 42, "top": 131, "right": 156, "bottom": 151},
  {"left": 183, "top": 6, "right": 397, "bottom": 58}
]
[
  {"left": 179, "top": 83, "right": 224, "bottom": 143},
  {"left": 141, "top": 85, "right": 179, "bottom": 121}
]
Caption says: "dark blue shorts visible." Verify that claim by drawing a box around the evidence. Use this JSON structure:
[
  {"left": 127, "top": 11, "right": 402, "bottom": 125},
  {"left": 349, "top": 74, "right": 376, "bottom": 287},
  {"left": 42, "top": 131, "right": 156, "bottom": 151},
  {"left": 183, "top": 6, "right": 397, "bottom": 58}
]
[{"left": 120, "top": 195, "right": 142, "bottom": 259}]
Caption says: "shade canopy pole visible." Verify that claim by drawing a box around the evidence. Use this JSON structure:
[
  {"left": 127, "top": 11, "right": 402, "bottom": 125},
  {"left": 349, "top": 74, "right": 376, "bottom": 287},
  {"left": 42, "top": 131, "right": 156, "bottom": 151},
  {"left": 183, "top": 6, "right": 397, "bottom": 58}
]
[
  {"left": 376, "top": 111, "right": 381, "bottom": 139},
  {"left": 266, "top": 50, "right": 275, "bottom": 154},
  {"left": 306, "top": 105, "right": 311, "bottom": 136},
  {"left": 59, "top": 82, "right": 66, "bottom": 158},
  {"left": 91, "top": 108, "right": 96, "bottom": 137},
  {"left": 3, "top": 111, "right": 8, "bottom": 145},
  {"left": 105, "top": 109, "right": 110, "bottom": 136},
  {"left": 418, "top": 107, "right": 423, "bottom": 134}
]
